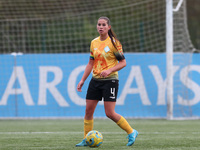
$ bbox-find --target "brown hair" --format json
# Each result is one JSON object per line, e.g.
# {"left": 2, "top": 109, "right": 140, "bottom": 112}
{"left": 98, "top": 16, "right": 119, "bottom": 49}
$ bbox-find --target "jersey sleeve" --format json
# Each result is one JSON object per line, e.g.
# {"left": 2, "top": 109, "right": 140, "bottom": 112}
{"left": 90, "top": 41, "right": 94, "bottom": 60}
{"left": 114, "top": 40, "right": 125, "bottom": 61}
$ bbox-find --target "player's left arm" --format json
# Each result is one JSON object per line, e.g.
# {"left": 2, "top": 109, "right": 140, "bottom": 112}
{"left": 100, "top": 58, "right": 126, "bottom": 78}
{"left": 100, "top": 41, "right": 126, "bottom": 78}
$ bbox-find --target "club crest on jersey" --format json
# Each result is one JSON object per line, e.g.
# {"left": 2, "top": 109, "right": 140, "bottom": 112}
{"left": 104, "top": 46, "right": 110, "bottom": 53}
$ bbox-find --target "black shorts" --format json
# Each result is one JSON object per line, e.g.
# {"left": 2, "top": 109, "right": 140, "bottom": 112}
{"left": 86, "top": 78, "right": 119, "bottom": 102}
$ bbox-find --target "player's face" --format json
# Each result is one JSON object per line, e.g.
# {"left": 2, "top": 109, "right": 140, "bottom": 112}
{"left": 97, "top": 19, "right": 111, "bottom": 36}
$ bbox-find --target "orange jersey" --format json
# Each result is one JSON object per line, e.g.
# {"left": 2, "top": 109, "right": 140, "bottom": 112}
{"left": 90, "top": 36, "right": 125, "bottom": 79}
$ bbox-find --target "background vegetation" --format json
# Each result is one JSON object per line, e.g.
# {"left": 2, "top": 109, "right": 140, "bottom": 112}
{"left": 187, "top": 0, "right": 200, "bottom": 50}
{"left": 0, "top": 0, "right": 199, "bottom": 53}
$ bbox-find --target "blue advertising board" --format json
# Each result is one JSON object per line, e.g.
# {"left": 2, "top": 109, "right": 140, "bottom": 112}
{"left": 0, "top": 53, "right": 199, "bottom": 118}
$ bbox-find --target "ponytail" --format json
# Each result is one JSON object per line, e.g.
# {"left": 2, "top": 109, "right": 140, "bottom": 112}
{"left": 108, "top": 28, "right": 118, "bottom": 49}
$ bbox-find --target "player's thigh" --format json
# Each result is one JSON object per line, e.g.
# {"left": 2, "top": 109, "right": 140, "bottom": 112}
{"left": 104, "top": 101, "right": 116, "bottom": 113}
{"left": 85, "top": 99, "right": 99, "bottom": 114}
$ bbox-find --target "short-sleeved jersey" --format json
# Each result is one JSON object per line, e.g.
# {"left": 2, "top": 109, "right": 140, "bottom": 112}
{"left": 90, "top": 36, "right": 125, "bottom": 80}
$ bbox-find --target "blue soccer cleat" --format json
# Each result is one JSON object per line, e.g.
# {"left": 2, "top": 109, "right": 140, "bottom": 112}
{"left": 126, "top": 129, "right": 138, "bottom": 146}
{"left": 75, "top": 138, "right": 88, "bottom": 147}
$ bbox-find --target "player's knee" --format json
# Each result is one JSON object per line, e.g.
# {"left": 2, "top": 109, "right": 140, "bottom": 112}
{"left": 105, "top": 112, "right": 114, "bottom": 120}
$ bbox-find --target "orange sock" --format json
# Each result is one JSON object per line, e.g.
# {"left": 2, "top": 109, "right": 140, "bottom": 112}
{"left": 84, "top": 119, "right": 93, "bottom": 138}
{"left": 117, "top": 116, "right": 133, "bottom": 134}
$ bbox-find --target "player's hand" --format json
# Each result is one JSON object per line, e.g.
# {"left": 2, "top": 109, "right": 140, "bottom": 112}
{"left": 100, "top": 70, "right": 112, "bottom": 78}
{"left": 77, "top": 80, "right": 84, "bottom": 92}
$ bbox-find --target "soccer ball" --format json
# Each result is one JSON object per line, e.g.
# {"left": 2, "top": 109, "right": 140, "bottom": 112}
{"left": 86, "top": 130, "right": 103, "bottom": 147}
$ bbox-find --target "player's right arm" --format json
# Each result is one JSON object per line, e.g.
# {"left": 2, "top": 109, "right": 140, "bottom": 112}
{"left": 77, "top": 59, "right": 94, "bottom": 92}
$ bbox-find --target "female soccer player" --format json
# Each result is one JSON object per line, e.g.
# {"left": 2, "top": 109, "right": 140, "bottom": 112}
{"left": 76, "top": 16, "right": 138, "bottom": 147}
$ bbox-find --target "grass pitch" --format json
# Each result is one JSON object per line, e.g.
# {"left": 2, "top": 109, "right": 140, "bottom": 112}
{"left": 0, "top": 119, "right": 199, "bottom": 150}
